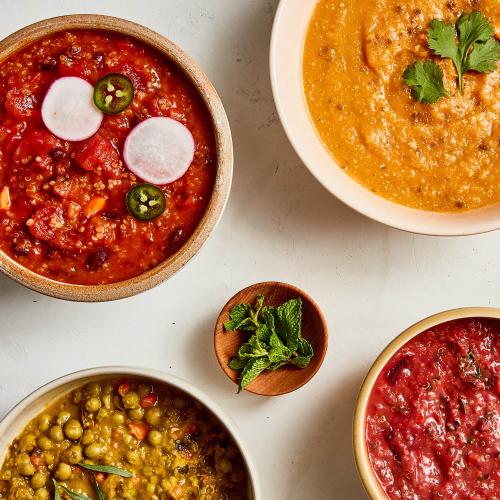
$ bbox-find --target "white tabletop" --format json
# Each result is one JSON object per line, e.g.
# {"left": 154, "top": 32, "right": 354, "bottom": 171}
{"left": 1, "top": 1, "right": 499, "bottom": 499}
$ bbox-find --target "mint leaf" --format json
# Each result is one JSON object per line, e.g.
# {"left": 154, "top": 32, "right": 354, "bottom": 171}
{"left": 268, "top": 345, "right": 291, "bottom": 363}
{"left": 224, "top": 303, "right": 254, "bottom": 331}
{"left": 268, "top": 360, "right": 288, "bottom": 371}
{"left": 292, "top": 338, "right": 314, "bottom": 368}
{"left": 403, "top": 61, "right": 447, "bottom": 103}
{"left": 238, "top": 357, "right": 271, "bottom": 392}
{"left": 463, "top": 37, "right": 500, "bottom": 72}
{"left": 78, "top": 463, "right": 133, "bottom": 478}
{"left": 228, "top": 358, "right": 247, "bottom": 370}
{"left": 237, "top": 335, "right": 268, "bottom": 359}
{"left": 274, "top": 298, "right": 302, "bottom": 351}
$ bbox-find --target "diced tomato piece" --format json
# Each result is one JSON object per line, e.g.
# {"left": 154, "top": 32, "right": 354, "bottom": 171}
{"left": 94, "top": 472, "right": 107, "bottom": 483}
{"left": 12, "top": 129, "right": 59, "bottom": 164}
{"left": 5, "top": 89, "right": 36, "bottom": 120}
{"left": 118, "top": 382, "right": 130, "bottom": 396}
{"left": 73, "top": 133, "right": 122, "bottom": 178}
{"left": 140, "top": 393, "right": 158, "bottom": 409}
{"left": 27, "top": 206, "right": 65, "bottom": 241}
{"left": 30, "top": 451, "right": 43, "bottom": 468}
{"left": 127, "top": 421, "right": 149, "bottom": 441}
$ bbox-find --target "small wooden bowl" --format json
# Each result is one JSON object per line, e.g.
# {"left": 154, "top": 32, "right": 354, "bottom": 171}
{"left": 214, "top": 282, "right": 328, "bottom": 396}
{"left": 0, "top": 15, "right": 232, "bottom": 301}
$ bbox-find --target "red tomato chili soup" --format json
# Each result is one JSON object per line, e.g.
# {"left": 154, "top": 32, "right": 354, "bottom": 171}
{"left": 0, "top": 30, "right": 215, "bottom": 285}
{"left": 366, "top": 319, "right": 500, "bottom": 499}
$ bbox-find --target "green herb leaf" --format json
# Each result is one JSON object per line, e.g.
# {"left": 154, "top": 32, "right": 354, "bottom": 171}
{"left": 268, "top": 360, "right": 288, "bottom": 371}
{"left": 428, "top": 19, "right": 460, "bottom": 60}
{"left": 224, "top": 304, "right": 255, "bottom": 331}
{"left": 427, "top": 11, "right": 499, "bottom": 93}
{"left": 228, "top": 358, "right": 247, "bottom": 370}
{"left": 54, "top": 481, "right": 93, "bottom": 500}
{"left": 238, "top": 357, "right": 271, "bottom": 393}
{"left": 463, "top": 37, "right": 500, "bottom": 72}
{"left": 403, "top": 61, "right": 448, "bottom": 104}
{"left": 268, "top": 345, "right": 291, "bottom": 363}
{"left": 292, "top": 338, "right": 314, "bottom": 368}
{"left": 53, "top": 479, "right": 62, "bottom": 500}
{"left": 94, "top": 477, "right": 106, "bottom": 500}
{"left": 78, "top": 463, "right": 133, "bottom": 478}
{"left": 274, "top": 298, "right": 302, "bottom": 352}
{"left": 237, "top": 335, "right": 268, "bottom": 359}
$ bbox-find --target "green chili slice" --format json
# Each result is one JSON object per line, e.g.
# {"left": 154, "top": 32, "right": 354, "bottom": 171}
{"left": 126, "top": 184, "right": 166, "bottom": 221}
{"left": 94, "top": 73, "right": 134, "bottom": 114}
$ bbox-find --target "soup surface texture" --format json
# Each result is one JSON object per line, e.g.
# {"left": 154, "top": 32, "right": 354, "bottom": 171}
{"left": 0, "top": 31, "right": 215, "bottom": 285}
{"left": 303, "top": 0, "right": 499, "bottom": 212}
{"left": 366, "top": 319, "right": 500, "bottom": 499}
{"left": 0, "top": 377, "right": 249, "bottom": 499}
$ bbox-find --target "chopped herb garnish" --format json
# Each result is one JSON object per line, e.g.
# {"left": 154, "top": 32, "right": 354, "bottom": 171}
{"left": 224, "top": 295, "right": 314, "bottom": 392}
{"left": 403, "top": 61, "right": 448, "bottom": 104}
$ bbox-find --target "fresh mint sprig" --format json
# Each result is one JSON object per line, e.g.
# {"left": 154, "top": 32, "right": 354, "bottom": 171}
{"left": 224, "top": 295, "right": 314, "bottom": 392}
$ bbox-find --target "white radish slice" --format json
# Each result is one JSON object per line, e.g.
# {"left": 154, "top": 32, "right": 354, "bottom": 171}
{"left": 41, "top": 77, "right": 103, "bottom": 141}
{"left": 123, "top": 117, "right": 195, "bottom": 185}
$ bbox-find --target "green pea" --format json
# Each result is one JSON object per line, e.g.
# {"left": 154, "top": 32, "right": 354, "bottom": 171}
{"left": 219, "top": 458, "right": 233, "bottom": 474}
{"left": 112, "top": 413, "right": 126, "bottom": 426}
{"left": 85, "top": 397, "right": 101, "bottom": 413}
{"left": 102, "top": 394, "right": 112, "bottom": 409}
{"left": 31, "top": 471, "right": 46, "bottom": 489}
{"left": 37, "top": 436, "right": 53, "bottom": 451}
{"left": 86, "top": 382, "right": 101, "bottom": 396}
{"left": 147, "top": 430, "right": 162, "bottom": 446}
{"left": 43, "top": 451, "right": 55, "bottom": 466}
{"left": 64, "top": 419, "right": 83, "bottom": 440}
{"left": 128, "top": 407, "right": 144, "bottom": 421}
{"left": 145, "top": 407, "right": 162, "bottom": 426}
{"left": 81, "top": 430, "right": 93, "bottom": 445}
{"left": 20, "top": 434, "right": 37, "bottom": 452}
{"left": 122, "top": 391, "right": 140, "bottom": 409}
{"left": 146, "top": 483, "right": 156, "bottom": 495}
{"left": 17, "top": 453, "right": 31, "bottom": 466}
{"left": 56, "top": 411, "right": 71, "bottom": 427}
{"left": 65, "top": 445, "right": 83, "bottom": 465}
{"left": 126, "top": 450, "right": 140, "bottom": 465}
{"left": 55, "top": 462, "right": 72, "bottom": 481}
{"left": 138, "top": 384, "right": 152, "bottom": 398}
{"left": 19, "top": 462, "right": 35, "bottom": 476}
{"left": 38, "top": 414, "right": 52, "bottom": 432}
{"left": 35, "top": 488, "right": 49, "bottom": 500}
{"left": 49, "top": 425, "right": 64, "bottom": 443}
{"left": 84, "top": 443, "right": 102, "bottom": 459}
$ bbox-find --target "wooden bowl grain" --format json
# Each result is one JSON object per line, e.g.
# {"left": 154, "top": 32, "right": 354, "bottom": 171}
{"left": 214, "top": 282, "right": 328, "bottom": 396}
{"left": 0, "top": 15, "right": 233, "bottom": 301}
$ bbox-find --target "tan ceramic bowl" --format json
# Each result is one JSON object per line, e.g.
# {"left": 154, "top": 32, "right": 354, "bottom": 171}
{"left": 353, "top": 307, "right": 500, "bottom": 499}
{"left": 0, "top": 15, "right": 233, "bottom": 301}
{"left": 0, "top": 366, "right": 261, "bottom": 499}
{"left": 270, "top": 0, "right": 500, "bottom": 236}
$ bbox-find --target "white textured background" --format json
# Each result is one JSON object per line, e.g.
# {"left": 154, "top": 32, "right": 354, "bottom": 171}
{"left": 1, "top": 1, "right": 499, "bottom": 499}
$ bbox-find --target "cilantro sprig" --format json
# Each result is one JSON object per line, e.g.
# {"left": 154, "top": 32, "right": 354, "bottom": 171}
{"left": 404, "top": 11, "right": 499, "bottom": 103}
{"left": 224, "top": 295, "right": 314, "bottom": 392}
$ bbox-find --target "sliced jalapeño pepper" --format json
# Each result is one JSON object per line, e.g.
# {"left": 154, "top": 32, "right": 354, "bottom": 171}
{"left": 94, "top": 73, "right": 134, "bottom": 114}
{"left": 126, "top": 184, "right": 166, "bottom": 221}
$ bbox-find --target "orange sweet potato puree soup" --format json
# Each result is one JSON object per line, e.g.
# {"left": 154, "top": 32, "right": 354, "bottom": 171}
{"left": 303, "top": 0, "right": 499, "bottom": 212}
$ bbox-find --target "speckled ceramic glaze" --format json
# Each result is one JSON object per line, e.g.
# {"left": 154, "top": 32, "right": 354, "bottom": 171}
{"left": 0, "top": 15, "right": 233, "bottom": 301}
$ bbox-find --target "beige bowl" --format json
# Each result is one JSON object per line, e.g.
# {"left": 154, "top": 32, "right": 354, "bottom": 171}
{"left": 270, "top": 0, "right": 500, "bottom": 236}
{"left": 0, "top": 15, "right": 233, "bottom": 301}
{"left": 353, "top": 307, "right": 500, "bottom": 499}
{"left": 0, "top": 366, "right": 261, "bottom": 499}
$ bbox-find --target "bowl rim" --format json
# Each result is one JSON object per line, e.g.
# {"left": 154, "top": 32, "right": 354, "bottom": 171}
{"left": 213, "top": 281, "right": 329, "bottom": 396}
{"left": 269, "top": 0, "right": 500, "bottom": 236}
{"left": 0, "top": 365, "right": 262, "bottom": 500}
{"left": 0, "top": 14, "right": 233, "bottom": 301}
{"left": 352, "top": 307, "right": 500, "bottom": 499}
